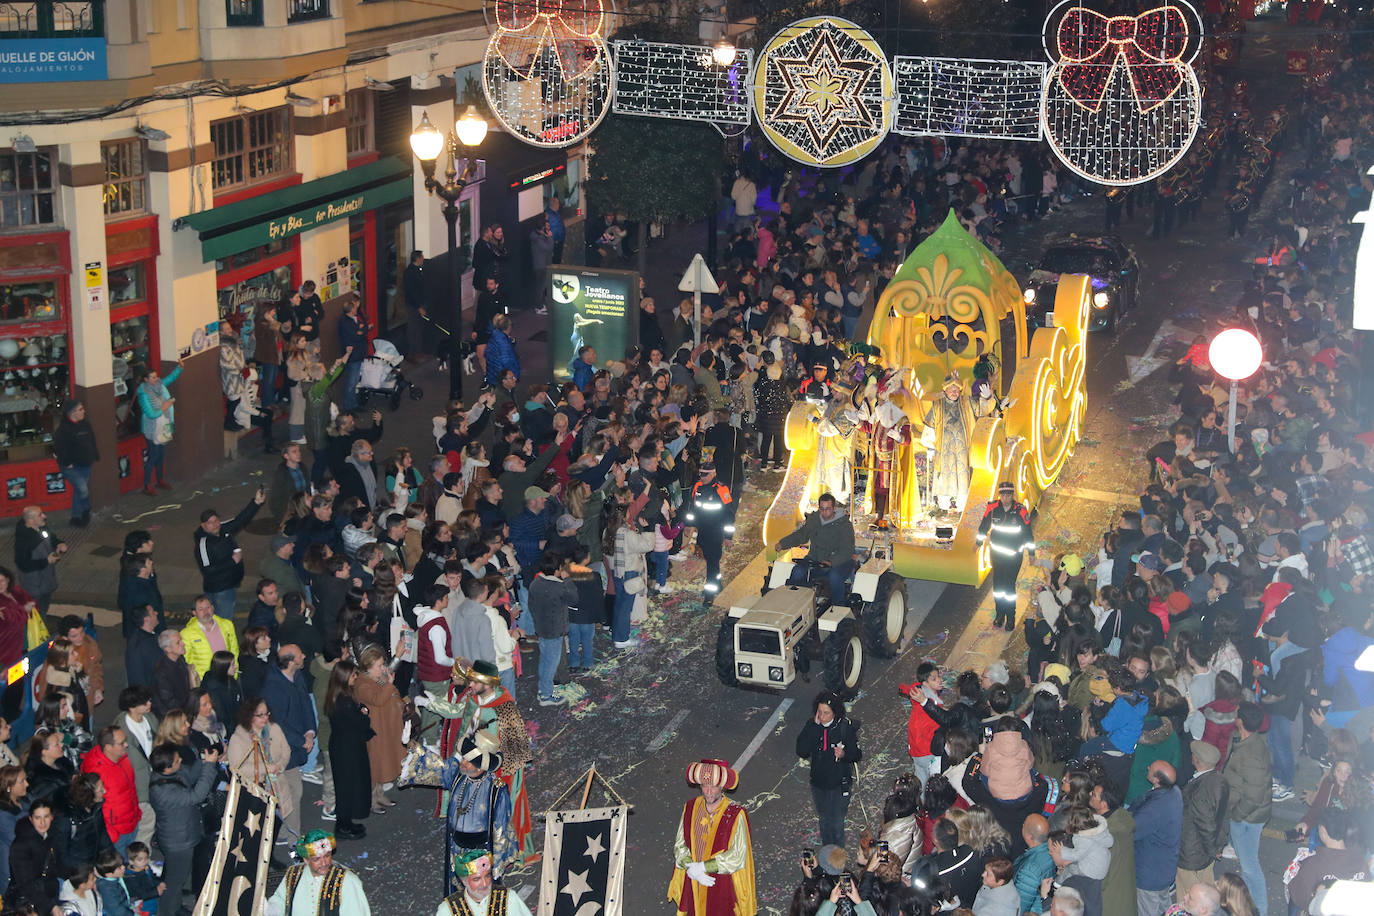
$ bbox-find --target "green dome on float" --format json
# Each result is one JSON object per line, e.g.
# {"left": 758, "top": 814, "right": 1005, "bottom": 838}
{"left": 867, "top": 209, "right": 1028, "bottom": 397}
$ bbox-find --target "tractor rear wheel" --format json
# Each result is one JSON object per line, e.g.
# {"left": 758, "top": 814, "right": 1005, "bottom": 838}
{"left": 863, "top": 572, "right": 906, "bottom": 658}
{"left": 823, "top": 618, "right": 864, "bottom": 694}
{"left": 715, "top": 616, "right": 740, "bottom": 687}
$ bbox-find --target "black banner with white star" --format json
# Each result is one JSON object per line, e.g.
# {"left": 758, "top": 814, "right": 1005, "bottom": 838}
{"left": 194, "top": 773, "right": 277, "bottom": 916}
{"left": 538, "top": 805, "right": 627, "bottom": 916}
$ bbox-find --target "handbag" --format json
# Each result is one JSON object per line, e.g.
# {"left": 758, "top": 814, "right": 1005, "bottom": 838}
{"left": 25, "top": 605, "right": 49, "bottom": 651}
{"left": 389, "top": 596, "right": 416, "bottom": 663}
{"left": 621, "top": 572, "right": 645, "bottom": 595}
{"left": 153, "top": 415, "right": 174, "bottom": 444}
{"left": 1105, "top": 610, "right": 1123, "bottom": 657}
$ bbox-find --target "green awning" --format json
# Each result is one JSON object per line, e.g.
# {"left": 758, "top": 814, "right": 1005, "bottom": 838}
{"left": 179, "top": 156, "right": 413, "bottom": 262}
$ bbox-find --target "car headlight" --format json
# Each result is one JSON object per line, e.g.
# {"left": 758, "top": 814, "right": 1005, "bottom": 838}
{"left": 1022, "top": 288, "right": 1036, "bottom": 304}
{"left": 1093, "top": 291, "right": 1110, "bottom": 308}
{"left": 737, "top": 663, "right": 753, "bottom": 678}
{"left": 769, "top": 666, "right": 784, "bottom": 682}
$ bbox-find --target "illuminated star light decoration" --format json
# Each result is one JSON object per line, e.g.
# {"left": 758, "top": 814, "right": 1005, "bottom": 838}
{"left": 753, "top": 17, "right": 894, "bottom": 168}
{"left": 482, "top": 0, "right": 612, "bottom": 147}
{"left": 1040, "top": 0, "right": 1204, "bottom": 186}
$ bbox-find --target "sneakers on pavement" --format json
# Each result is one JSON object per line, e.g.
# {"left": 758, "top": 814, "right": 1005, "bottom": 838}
{"left": 1219, "top": 844, "right": 1237, "bottom": 859}
{"left": 300, "top": 770, "right": 323, "bottom": 785}
{"left": 1272, "top": 784, "right": 1296, "bottom": 802}
{"left": 668, "top": 552, "right": 689, "bottom": 563}
{"left": 539, "top": 694, "right": 567, "bottom": 707}
{"left": 613, "top": 640, "right": 634, "bottom": 649}
{"left": 321, "top": 806, "right": 336, "bottom": 821}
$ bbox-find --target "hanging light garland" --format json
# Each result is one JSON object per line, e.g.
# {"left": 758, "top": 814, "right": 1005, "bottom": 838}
{"left": 893, "top": 57, "right": 1045, "bottom": 141}
{"left": 481, "top": 3, "right": 1207, "bottom": 188}
{"left": 611, "top": 39, "right": 753, "bottom": 124}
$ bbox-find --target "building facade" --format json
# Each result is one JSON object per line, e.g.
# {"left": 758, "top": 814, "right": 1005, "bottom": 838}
{"left": 0, "top": 0, "right": 586, "bottom": 515}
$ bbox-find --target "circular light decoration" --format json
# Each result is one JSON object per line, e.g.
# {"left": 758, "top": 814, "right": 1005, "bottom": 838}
{"left": 482, "top": 0, "right": 612, "bottom": 148}
{"left": 1040, "top": 0, "right": 1204, "bottom": 187}
{"left": 753, "top": 17, "right": 894, "bottom": 168}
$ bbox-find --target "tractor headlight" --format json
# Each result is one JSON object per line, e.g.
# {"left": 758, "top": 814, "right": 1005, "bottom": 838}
{"left": 1093, "top": 291, "right": 1110, "bottom": 309}
{"left": 769, "top": 666, "right": 784, "bottom": 682}
{"left": 1022, "top": 288, "right": 1036, "bottom": 304}
{"left": 737, "top": 663, "right": 753, "bottom": 678}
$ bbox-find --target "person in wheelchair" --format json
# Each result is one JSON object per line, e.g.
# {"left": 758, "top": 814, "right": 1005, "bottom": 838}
{"left": 773, "top": 492, "right": 857, "bottom": 603}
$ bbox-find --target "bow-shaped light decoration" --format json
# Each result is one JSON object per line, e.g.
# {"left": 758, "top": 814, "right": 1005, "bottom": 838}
{"left": 1055, "top": 5, "right": 1192, "bottom": 112}
{"left": 491, "top": 0, "right": 606, "bottom": 83}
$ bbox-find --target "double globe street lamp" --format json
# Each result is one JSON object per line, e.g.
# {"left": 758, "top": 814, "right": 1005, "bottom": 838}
{"left": 410, "top": 105, "right": 488, "bottom": 399}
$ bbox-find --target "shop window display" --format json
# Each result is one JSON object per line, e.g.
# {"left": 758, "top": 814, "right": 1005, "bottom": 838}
{"left": 0, "top": 328, "right": 69, "bottom": 460}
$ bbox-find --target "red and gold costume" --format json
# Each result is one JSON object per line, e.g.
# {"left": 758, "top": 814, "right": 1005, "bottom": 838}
{"left": 434, "top": 663, "right": 537, "bottom": 866}
{"left": 667, "top": 759, "right": 756, "bottom": 916}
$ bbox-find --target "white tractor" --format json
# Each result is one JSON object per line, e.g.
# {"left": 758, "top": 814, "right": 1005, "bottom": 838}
{"left": 715, "top": 530, "right": 908, "bottom": 694}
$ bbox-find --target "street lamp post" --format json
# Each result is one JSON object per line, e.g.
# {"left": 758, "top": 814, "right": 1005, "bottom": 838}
{"left": 1207, "top": 327, "right": 1263, "bottom": 454}
{"left": 410, "top": 105, "right": 488, "bottom": 399}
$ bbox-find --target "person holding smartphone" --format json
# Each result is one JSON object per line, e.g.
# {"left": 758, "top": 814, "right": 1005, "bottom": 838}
{"left": 796, "top": 690, "right": 864, "bottom": 847}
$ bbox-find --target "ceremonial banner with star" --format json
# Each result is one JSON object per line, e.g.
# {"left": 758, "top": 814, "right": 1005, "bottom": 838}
{"left": 194, "top": 774, "right": 276, "bottom": 916}
{"left": 537, "top": 805, "right": 627, "bottom": 916}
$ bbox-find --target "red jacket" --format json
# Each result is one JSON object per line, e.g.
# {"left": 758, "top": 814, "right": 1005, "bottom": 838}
{"left": 80, "top": 746, "right": 141, "bottom": 841}
{"left": 905, "top": 695, "right": 939, "bottom": 758}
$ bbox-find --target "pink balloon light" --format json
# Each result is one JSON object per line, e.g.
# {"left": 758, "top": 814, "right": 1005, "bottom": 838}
{"left": 1208, "top": 328, "right": 1263, "bottom": 381}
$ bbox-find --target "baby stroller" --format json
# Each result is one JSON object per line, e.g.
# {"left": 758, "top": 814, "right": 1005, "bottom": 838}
{"left": 356, "top": 339, "right": 424, "bottom": 410}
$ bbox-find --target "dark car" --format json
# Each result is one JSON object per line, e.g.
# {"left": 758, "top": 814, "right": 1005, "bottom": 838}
{"left": 1020, "top": 236, "right": 1139, "bottom": 332}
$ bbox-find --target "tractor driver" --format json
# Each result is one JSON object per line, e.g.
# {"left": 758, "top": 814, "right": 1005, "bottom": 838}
{"left": 772, "top": 492, "right": 857, "bottom": 603}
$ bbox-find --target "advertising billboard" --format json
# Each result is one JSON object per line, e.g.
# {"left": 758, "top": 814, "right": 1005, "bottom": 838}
{"left": 550, "top": 267, "right": 639, "bottom": 383}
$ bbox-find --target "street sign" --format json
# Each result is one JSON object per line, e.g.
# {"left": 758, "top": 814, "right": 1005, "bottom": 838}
{"left": 677, "top": 253, "right": 719, "bottom": 348}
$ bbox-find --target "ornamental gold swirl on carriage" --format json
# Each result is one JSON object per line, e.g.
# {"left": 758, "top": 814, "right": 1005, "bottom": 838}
{"left": 1040, "top": 0, "right": 1205, "bottom": 187}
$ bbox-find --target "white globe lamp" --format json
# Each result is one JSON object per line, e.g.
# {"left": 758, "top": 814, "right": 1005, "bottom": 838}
{"left": 1207, "top": 327, "right": 1263, "bottom": 454}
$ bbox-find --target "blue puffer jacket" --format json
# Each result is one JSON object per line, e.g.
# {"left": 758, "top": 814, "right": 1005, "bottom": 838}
{"left": 485, "top": 326, "right": 520, "bottom": 386}
{"left": 1102, "top": 692, "right": 1149, "bottom": 753}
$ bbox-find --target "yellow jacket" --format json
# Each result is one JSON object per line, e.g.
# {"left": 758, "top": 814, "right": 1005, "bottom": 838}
{"left": 181, "top": 616, "right": 239, "bottom": 678}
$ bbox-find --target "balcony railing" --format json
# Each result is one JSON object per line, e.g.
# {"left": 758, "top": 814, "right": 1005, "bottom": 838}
{"left": 0, "top": 0, "right": 103, "bottom": 38}
{"left": 225, "top": 0, "right": 261, "bottom": 27}
{"left": 287, "top": 0, "right": 328, "bottom": 22}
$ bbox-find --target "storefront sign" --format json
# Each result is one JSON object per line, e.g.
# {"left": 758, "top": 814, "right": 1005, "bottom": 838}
{"left": 0, "top": 38, "right": 106, "bottom": 83}
{"left": 509, "top": 163, "right": 566, "bottom": 189}
{"left": 1286, "top": 51, "right": 1311, "bottom": 76}
{"left": 550, "top": 267, "right": 638, "bottom": 382}
{"left": 197, "top": 179, "right": 409, "bottom": 262}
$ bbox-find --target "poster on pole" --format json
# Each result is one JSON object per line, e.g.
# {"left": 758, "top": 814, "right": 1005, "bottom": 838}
{"left": 550, "top": 266, "right": 639, "bottom": 383}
